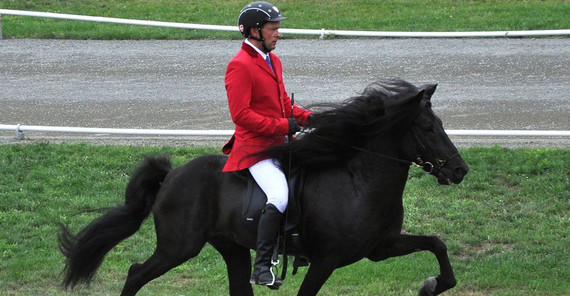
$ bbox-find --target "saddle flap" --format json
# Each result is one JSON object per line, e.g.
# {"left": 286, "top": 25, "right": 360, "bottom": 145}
{"left": 241, "top": 168, "right": 305, "bottom": 232}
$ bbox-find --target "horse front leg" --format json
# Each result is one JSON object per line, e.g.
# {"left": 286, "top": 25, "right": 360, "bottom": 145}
{"left": 367, "top": 234, "right": 456, "bottom": 296}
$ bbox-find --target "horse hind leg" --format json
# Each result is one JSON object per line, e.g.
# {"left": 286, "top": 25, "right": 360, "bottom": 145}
{"left": 297, "top": 258, "right": 337, "bottom": 296}
{"left": 367, "top": 234, "right": 456, "bottom": 296}
{"left": 120, "top": 235, "right": 207, "bottom": 296}
{"left": 210, "top": 239, "right": 254, "bottom": 296}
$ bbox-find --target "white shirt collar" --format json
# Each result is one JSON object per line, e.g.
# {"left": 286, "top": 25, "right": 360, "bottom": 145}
{"left": 245, "top": 38, "right": 269, "bottom": 60}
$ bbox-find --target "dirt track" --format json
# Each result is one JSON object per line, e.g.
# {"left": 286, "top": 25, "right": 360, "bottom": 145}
{"left": 1, "top": 38, "right": 569, "bottom": 147}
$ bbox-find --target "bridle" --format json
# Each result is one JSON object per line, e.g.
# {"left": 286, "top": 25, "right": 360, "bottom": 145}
{"left": 350, "top": 127, "right": 459, "bottom": 175}
{"left": 407, "top": 126, "right": 460, "bottom": 175}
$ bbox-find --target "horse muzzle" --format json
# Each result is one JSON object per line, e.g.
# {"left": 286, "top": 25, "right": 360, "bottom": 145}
{"left": 436, "top": 163, "right": 468, "bottom": 185}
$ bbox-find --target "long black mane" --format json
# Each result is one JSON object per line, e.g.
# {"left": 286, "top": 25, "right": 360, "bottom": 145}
{"left": 262, "top": 78, "right": 425, "bottom": 167}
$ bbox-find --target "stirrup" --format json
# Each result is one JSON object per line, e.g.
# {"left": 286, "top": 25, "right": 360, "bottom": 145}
{"left": 250, "top": 266, "right": 282, "bottom": 289}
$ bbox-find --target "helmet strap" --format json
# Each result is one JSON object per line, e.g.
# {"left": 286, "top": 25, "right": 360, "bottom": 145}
{"left": 249, "top": 27, "right": 271, "bottom": 53}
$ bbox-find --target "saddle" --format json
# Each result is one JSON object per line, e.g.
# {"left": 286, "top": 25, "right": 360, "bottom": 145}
{"left": 238, "top": 167, "right": 310, "bottom": 277}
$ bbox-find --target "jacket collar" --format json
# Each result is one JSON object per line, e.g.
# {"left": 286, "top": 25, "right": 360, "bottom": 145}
{"left": 241, "top": 42, "right": 276, "bottom": 78}
{"left": 242, "top": 41, "right": 260, "bottom": 58}
{"left": 244, "top": 39, "right": 269, "bottom": 60}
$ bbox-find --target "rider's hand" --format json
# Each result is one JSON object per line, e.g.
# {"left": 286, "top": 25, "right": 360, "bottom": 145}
{"left": 288, "top": 118, "right": 301, "bottom": 134}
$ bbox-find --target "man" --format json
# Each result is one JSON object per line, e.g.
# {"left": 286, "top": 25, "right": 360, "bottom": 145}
{"left": 222, "top": 1, "right": 312, "bottom": 288}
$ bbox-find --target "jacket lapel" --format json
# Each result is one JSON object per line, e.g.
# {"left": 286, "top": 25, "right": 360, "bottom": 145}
{"left": 242, "top": 42, "right": 277, "bottom": 79}
{"left": 257, "top": 57, "right": 276, "bottom": 78}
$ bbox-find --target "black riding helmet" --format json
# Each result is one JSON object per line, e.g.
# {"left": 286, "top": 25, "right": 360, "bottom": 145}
{"left": 238, "top": 1, "right": 286, "bottom": 51}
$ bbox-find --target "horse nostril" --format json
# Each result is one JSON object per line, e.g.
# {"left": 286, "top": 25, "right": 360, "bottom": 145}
{"left": 455, "top": 166, "right": 468, "bottom": 177}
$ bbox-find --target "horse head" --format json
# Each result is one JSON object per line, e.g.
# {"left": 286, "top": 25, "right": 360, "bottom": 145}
{"left": 401, "top": 84, "right": 468, "bottom": 185}
{"left": 258, "top": 78, "right": 469, "bottom": 185}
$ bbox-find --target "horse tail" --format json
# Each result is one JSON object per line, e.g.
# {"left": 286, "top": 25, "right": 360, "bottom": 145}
{"left": 58, "top": 155, "right": 172, "bottom": 289}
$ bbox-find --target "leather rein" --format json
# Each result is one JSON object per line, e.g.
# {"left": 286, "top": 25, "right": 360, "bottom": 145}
{"left": 351, "top": 129, "right": 459, "bottom": 175}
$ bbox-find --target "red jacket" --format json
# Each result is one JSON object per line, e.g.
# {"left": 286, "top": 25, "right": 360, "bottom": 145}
{"left": 222, "top": 42, "right": 311, "bottom": 172}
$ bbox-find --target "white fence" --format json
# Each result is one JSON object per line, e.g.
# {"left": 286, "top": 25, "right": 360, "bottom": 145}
{"left": 1, "top": 9, "right": 570, "bottom": 39}
{"left": 1, "top": 124, "right": 569, "bottom": 141}
{"left": 0, "top": 124, "right": 233, "bottom": 140}
{"left": 1, "top": 10, "right": 569, "bottom": 141}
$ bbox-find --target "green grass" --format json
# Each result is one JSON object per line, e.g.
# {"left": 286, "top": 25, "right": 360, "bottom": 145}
{"left": 0, "top": 143, "right": 568, "bottom": 295}
{"left": 1, "top": 0, "right": 569, "bottom": 39}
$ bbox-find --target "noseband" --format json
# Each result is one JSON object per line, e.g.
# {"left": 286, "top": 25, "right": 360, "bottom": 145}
{"left": 414, "top": 152, "right": 459, "bottom": 174}
{"left": 409, "top": 127, "right": 459, "bottom": 174}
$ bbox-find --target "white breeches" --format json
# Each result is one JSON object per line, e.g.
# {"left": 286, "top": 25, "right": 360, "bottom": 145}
{"left": 248, "top": 158, "right": 289, "bottom": 213}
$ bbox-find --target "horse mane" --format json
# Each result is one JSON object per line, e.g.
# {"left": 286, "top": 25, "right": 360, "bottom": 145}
{"left": 261, "top": 78, "right": 425, "bottom": 168}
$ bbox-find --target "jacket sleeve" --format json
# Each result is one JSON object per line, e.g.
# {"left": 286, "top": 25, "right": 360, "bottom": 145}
{"left": 281, "top": 91, "right": 312, "bottom": 126}
{"left": 293, "top": 104, "right": 313, "bottom": 126}
{"left": 225, "top": 59, "right": 289, "bottom": 137}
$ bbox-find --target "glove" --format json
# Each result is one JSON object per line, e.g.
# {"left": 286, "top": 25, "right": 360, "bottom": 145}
{"left": 288, "top": 118, "right": 301, "bottom": 134}
{"left": 307, "top": 113, "right": 316, "bottom": 124}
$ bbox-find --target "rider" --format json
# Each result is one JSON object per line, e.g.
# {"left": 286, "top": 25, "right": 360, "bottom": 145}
{"left": 222, "top": 1, "right": 312, "bottom": 288}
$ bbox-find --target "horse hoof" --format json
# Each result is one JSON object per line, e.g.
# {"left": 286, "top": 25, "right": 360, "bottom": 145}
{"left": 418, "top": 277, "right": 437, "bottom": 296}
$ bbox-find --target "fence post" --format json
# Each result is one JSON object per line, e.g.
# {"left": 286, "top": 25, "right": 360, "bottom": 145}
{"left": 15, "top": 124, "right": 25, "bottom": 140}
{"left": 0, "top": 13, "right": 3, "bottom": 39}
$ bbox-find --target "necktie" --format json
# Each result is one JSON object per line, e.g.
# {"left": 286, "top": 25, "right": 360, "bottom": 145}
{"left": 265, "top": 55, "right": 274, "bottom": 72}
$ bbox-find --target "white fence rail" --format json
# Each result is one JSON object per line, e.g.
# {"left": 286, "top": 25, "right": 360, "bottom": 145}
{"left": 1, "top": 124, "right": 569, "bottom": 141}
{"left": 1, "top": 9, "right": 570, "bottom": 39}
{"left": 0, "top": 125, "right": 234, "bottom": 140}
{"left": 2, "top": 10, "right": 569, "bottom": 141}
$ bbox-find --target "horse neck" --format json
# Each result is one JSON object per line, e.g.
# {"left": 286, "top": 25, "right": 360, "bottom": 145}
{"left": 353, "top": 134, "right": 411, "bottom": 189}
{"left": 336, "top": 135, "right": 410, "bottom": 221}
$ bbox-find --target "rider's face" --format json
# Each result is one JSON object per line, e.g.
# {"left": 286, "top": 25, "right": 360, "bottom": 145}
{"left": 261, "top": 22, "right": 281, "bottom": 50}
{"left": 251, "top": 21, "right": 280, "bottom": 52}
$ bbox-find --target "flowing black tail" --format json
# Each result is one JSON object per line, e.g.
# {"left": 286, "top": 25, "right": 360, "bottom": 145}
{"left": 58, "top": 155, "right": 172, "bottom": 289}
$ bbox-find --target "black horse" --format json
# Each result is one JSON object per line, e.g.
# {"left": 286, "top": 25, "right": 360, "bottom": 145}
{"left": 59, "top": 78, "right": 468, "bottom": 296}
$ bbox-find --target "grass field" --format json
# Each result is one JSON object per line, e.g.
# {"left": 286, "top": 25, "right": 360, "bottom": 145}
{"left": 1, "top": 0, "right": 569, "bottom": 39}
{"left": 0, "top": 143, "right": 568, "bottom": 295}
{"left": 1, "top": 0, "right": 568, "bottom": 295}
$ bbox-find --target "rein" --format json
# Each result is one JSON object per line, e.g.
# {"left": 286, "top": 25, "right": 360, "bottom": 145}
{"left": 351, "top": 145, "right": 435, "bottom": 173}
{"left": 351, "top": 130, "right": 460, "bottom": 175}
{"left": 350, "top": 146, "right": 413, "bottom": 167}
{"left": 304, "top": 131, "right": 432, "bottom": 172}
{"left": 298, "top": 121, "right": 457, "bottom": 175}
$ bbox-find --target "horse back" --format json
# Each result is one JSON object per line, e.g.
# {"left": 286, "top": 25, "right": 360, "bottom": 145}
{"left": 153, "top": 154, "right": 256, "bottom": 247}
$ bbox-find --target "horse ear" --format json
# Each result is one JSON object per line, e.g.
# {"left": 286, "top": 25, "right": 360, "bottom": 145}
{"left": 414, "top": 89, "right": 425, "bottom": 103}
{"left": 421, "top": 83, "right": 438, "bottom": 98}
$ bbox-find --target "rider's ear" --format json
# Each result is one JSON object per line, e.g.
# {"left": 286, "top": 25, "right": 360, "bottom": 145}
{"left": 250, "top": 27, "right": 260, "bottom": 38}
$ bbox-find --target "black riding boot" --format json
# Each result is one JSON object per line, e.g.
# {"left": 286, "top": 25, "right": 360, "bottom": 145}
{"left": 250, "top": 203, "right": 283, "bottom": 288}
